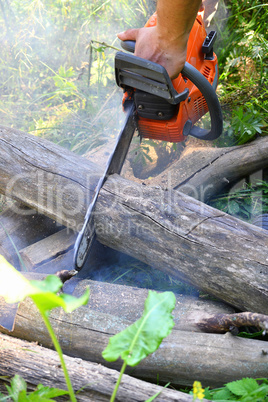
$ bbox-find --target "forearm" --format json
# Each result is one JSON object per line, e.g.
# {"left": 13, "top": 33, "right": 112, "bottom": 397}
{"left": 117, "top": 0, "right": 202, "bottom": 78}
{"left": 157, "top": 0, "right": 202, "bottom": 48}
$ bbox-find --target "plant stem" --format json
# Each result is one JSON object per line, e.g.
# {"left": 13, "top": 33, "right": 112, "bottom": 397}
{"left": 91, "top": 39, "right": 121, "bottom": 52}
{"left": 39, "top": 309, "right": 77, "bottom": 402}
{"left": 110, "top": 360, "right": 127, "bottom": 402}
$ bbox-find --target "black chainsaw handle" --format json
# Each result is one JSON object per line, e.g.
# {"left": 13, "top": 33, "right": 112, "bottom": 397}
{"left": 120, "top": 40, "right": 222, "bottom": 141}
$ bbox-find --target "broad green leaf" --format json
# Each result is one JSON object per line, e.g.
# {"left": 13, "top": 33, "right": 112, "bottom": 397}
{"left": 31, "top": 275, "right": 63, "bottom": 293}
{"left": 0, "top": 256, "right": 89, "bottom": 313}
{"left": 211, "top": 387, "right": 234, "bottom": 400}
{"left": 102, "top": 290, "right": 176, "bottom": 366}
{"left": 226, "top": 378, "right": 259, "bottom": 397}
{"left": 20, "top": 384, "right": 69, "bottom": 401}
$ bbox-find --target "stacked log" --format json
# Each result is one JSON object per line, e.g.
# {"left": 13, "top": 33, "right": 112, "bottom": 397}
{"left": 0, "top": 126, "right": 267, "bottom": 397}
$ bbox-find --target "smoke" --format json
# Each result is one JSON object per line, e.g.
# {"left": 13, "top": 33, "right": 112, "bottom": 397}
{"left": 0, "top": 0, "right": 228, "bottom": 296}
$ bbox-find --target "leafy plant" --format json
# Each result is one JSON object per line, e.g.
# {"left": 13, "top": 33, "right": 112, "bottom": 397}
{"left": 204, "top": 377, "right": 268, "bottom": 401}
{"left": 0, "top": 255, "right": 89, "bottom": 402}
{"left": 102, "top": 290, "right": 176, "bottom": 402}
{"left": 0, "top": 375, "right": 68, "bottom": 402}
{"left": 209, "top": 180, "right": 268, "bottom": 223}
{"left": 225, "top": 106, "right": 264, "bottom": 145}
{"left": 214, "top": 0, "right": 268, "bottom": 147}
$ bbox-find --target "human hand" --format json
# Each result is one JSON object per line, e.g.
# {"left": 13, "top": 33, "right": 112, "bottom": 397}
{"left": 117, "top": 26, "right": 188, "bottom": 79}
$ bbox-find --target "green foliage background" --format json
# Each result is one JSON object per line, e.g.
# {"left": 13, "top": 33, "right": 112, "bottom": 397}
{"left": 0, "top": 0, "right": 152, "bottom": 154}
{"left": 0, "top": 0, "right": 267, "bottom": 155}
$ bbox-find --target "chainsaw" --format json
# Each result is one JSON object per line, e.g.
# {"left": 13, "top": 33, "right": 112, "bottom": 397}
{"left": 74, "top": 11, "right": 223, "bottom": 271}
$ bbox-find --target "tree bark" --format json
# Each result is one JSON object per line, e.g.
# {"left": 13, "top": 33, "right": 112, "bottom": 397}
{"left": 0, "top": 125, "right": 268, "bottom": 313}
{"left": 19, "top": 228, "right": 76, "bottom": 271}
{"left": 95, "top": 174, "right": 268, "bottom": 313}
{"left": 145, "top": 137, "right": 268, "bottom": 202}
{"left": 0, "top": 277, "right": 235, "bottom": 333}
{"left": 0, "top": 125, "right": 102, "bottom": 230}
{"left": 0, "top": 333, "right": 196, "bottom": 402}
{"left": 0, "top": 295, "right": 267, "bottom": 388}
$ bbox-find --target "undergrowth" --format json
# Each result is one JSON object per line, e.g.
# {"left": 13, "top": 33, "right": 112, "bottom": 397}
{"left": 214, "top": 0, "right": 268, "bottom": 147}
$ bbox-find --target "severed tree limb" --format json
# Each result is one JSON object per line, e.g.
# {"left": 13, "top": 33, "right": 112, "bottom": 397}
{"left": 145, "top": 137, "right": 268, "bottom": 202}
{"left": 197, "top": 312, "right": 268, "bottom": 334}
{"left": 0, "top": 202, "right": 64, "bottom": 267}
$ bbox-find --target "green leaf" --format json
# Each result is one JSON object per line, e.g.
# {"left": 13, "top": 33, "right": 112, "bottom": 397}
{"left": 102, "top": 290, "right": 176, "bottom": 366}
{"left": 0, "top": 256, "right": 89, "bottom": 313}
{"left": 6, "top": 375, "right": 27, "bottom": 400}
{"left": 0, "top": 393, "right": 9, "bottom": 402}
{"left": 24, "top": 384, "right": 68, "bottom": 401}
{"left": 211, "top": 386, "right": 234, "bottom": 400}
{"left": 226, "top": 378, "right": 259, "bottom": 397}
{"left": 31, "top": 275, "right": 63, "bottom": 293}
{"left": 228, "top": 200, "right": 240, "bottom": 215}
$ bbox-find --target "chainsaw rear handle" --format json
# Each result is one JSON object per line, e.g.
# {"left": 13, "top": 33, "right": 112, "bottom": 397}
{"left": 119, "top": 40, "right": 222, "bottom": 140}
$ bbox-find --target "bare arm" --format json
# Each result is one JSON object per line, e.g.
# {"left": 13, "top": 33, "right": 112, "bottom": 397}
{"left": 117, "top": 0, "right": 202, "bottom": 79}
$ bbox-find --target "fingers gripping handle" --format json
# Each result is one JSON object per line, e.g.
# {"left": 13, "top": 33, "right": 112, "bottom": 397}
{"left": 121, "top": 40, "right": 136, "bottom": 53}
{"left": 119, "top": 40, "right": 223, "bottom": 140}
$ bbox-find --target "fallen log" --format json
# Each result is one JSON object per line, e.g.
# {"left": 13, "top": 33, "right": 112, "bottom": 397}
{"left": 0, "top": 125, "right": 268, "bottom": 312}
{"left": 66, "top": 279, "right": 236, "bottom": 330}
{"left": 0, "top": 125, "right": 102, "bottom": 230}
{"left": 95, "top": 175, "right": 268, "bottom": 313}
{"left": 0, "top": 294, "right": 267, "bottom": 388}
{"left": 145, "top": 137, "right": 268, "bottom": 202}
{"left": 0, "top": 333, "right": 196, "bottom": 402}
{"left": 0, "top": 277, "right": 235, "bottom": 333}
{"left": 198, "top": 311, "right": 268, "bottom": 334}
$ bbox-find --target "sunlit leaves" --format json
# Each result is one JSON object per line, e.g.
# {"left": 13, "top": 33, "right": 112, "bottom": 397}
{"left": 4, "top": 375, "right": 68, "bottom": 402}
{"left": 0, "top": 255, "right": 89, "bottom": 313}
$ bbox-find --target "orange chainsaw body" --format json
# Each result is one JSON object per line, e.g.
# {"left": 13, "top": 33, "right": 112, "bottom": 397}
{"left": 135, "top": 12, "right": 218, "bottom": 142}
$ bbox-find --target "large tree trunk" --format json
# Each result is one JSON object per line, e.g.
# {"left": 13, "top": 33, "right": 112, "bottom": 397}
{"left": 0, "top": 125, "right": 267, "bottom": 313}
{"left": 1, "top": 293, "right": 267, "bottom": 388}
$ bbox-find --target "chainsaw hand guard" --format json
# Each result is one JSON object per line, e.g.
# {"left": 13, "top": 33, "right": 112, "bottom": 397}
{"left": 116, "top": 12, "right": 223, "bottom": 143}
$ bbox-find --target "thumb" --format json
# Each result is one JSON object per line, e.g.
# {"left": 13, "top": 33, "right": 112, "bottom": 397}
{"left": 117, "top": 28, "right": 139, "bottom": 41}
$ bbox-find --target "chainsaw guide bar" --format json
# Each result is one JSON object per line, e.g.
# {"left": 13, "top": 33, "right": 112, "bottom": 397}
{"left": 74, "top": 102, "right": 137, "bottom": 270}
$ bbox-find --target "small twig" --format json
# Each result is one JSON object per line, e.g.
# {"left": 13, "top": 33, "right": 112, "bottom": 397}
{"left": 91, "top": 40, "right": 121, "bottom": 52}
{"left": 55, "top": 269, "right": 78, "bottom": 284}
{"left": 87, "top": 39, "right": 121, "bottom": 87}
